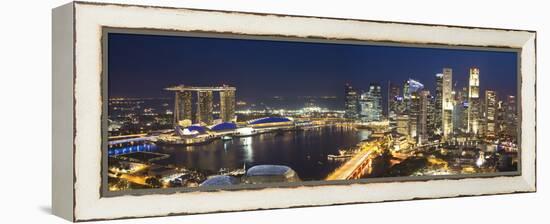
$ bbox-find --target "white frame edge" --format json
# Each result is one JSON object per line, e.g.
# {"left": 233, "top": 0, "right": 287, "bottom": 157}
{"left": 54, "top": 2, "right": 536, "bottom": 221}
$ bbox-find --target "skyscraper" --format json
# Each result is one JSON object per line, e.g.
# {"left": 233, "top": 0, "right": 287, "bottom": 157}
{"left": 434, "top": 73, "right": 443, "bottom": 133}
{"left": 504, "top": 95, "right": 517, "bottom": 138}
{"left": 442, "top": 68, "right": 454, "bottom": 138}
{"left": 468, "top": 67, "right": 481, "bottom": 135}
{"left": 484, "top": 90, "right": 497, "bottom": 137}
{"left": 403, "top": 79, "right": 424, "bottom": 114}
{"left": 409, "top": 92, "right": 420, "bottom": 139}
{"left": 402, "top": 79, "right": 424, "bottom": 139}
{"left": 219, "top": 88, "right": 236, "bottom": 122}
{"left": 174, "top": 91, "right": 193, "bottom": 126}
{"left": 344, "top": 84, "right": 359, "bottom": 120}
{"left": 417, "top": 90, "right": 431, "bottom": 144}
{"left": 196, "top": 91, "right": 214, "bottom": 125}
{"left": 453, "top": 87, "right": 469, "bottom": 133}
{"left": 426, "top": 93, "right": 436, "bottom": 137}
{"left": 360, "top": 83, "right": 383, "bottom": 122}
{"left": 166, "top": 85, "right": 236, "bottom": 126}
{"left": 388, "top": 81, "right": 401, "bottom": 120}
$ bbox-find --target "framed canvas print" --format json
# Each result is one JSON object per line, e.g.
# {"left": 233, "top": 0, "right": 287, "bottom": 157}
{"left": 52, "top": 1, "right": 536, "bottom": 222}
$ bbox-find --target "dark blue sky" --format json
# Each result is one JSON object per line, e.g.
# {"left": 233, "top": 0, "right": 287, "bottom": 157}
{"left": 108, "top": 33, "right": 517, "bottom": 103}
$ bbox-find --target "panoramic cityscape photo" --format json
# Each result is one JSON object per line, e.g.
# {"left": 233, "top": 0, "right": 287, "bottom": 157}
{"left": 106, "top": 32, "right": 519, "bottom": 192}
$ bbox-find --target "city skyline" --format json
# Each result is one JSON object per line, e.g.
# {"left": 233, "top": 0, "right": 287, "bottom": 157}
{"left": 108, "top": 33, "right": 518, "bottom": 106}
{"left": 106, "top": 32, "right": 520, "bottom": 192}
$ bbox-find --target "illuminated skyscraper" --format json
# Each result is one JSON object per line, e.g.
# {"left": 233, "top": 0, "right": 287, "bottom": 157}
{"left": 484, "top": 90, "right": 497, "bottom": 137}
{"left": 388, "top": 82, "right": 401, "bottom": 120}
{"left": 344, "top": 84, "right": 359, "bottom": 119}
{"left": 166, "top": 85, "right": 236, "bottom": 126}
{"left": 219, "top": 88, "right": 236, "bottom": 122}
{"left": 453, "top": 87, "right": 469, "bottom": 133}
{"left": 409, "top": 92, "right": 420, "bottom": 139}
{"left": 402, "top": 79, "right": 424, "bottom": 139}
{"left": 403, "top": 79, "right": 424, "bottom": 114}
{"left": 174, "top": 91, "right": 193, "bottom": 126}
{"left": 468, "top": 67, "right": 480, "bottom": 134}
{"left": 434, "top": 73, "right": 443, "bottom": 133}
{"left": 196, "top": 91, "right": 214, "bottom": 125}
{"left": 360, "top": 83, "right": 382, "bottom": 122}
{"left": 442, "top": 68, "right": 454, "bottom": 138}
{"left": 504, "top": 95, "right": 517, "bottom": 138}
{"left": 417, "top": 90, "right": 431, "bottom": 144}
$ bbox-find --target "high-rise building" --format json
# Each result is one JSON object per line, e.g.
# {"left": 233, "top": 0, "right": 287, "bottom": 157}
{"left": 417, "top": 90, "right": 431, "bottom": 144}
{"left": 166, "top": 85, "right": 236, "bottom": 126}
{"left": 434, "top": 73, "right": 443, "bottom": 133}
{"left": 504, "top": 95, "right": 517, "bottom": 138}
{"left": 426, "top": 93, "right": 436, "bottom": 138}
{"left": 174, "top": 91, "right": 193, "bottom": 126}
{"left": 467, "top": 67, "right": 481, "bottom": 135}
{"left": 403, "top": 79, "right": 424, "bottom": 114}
{"left": 484, "top": 90, "right": 497, "bottom": 137}
{"left": 344, "top": 84, "right": 360, "bottom": 120}
{"left": 360, "top": 83, "right": 383, "bottom": 122}
{"left": 219, "top": 89, "right": 236, "bottom": 122}
{"left": 409, "top": 92, "right": 420, "bottom": 139}
{"left": 442, "top": 68, "right": 454, "bottom": 138}
{"left": 453, "top": 87, "right": 469, "bottom": 134}
{"left": 196, "top": 91, "right": 214, "bottom": 125}
{"left": 402, "top": 79, "right": 424, "bottom": 139}
{"left": 496, "top": 100, "right": 506, "bottom": 136}
{"left": 388, "top": 82, "right": 401, "bottom": 120}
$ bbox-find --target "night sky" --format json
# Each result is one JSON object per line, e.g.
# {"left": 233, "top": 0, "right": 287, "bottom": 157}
{"left": 108, "top": 33, "right": 518, "bottom": 106}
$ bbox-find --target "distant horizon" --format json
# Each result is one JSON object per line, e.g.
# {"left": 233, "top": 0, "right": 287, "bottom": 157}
{"left": 108, "top": 32, "right": 518, "bottom": 107}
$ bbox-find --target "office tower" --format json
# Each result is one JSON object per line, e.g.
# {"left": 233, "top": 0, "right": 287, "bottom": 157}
{"left": 409, "top": 92, "right": 420, "bottom": 139}
{"left": 434, "top": 73, "right": 443, "bottom": 133}
{"left": 370, "top": 83, "right": 383, "bottom": 121}
{"left": 359, "top": 92, "right": 369, "bottom": 121}
{"left": 360, "top": 83, "right": 382, "bottom": 122}
{"left": 403, "top": 79, "right": 424, "bottom": 114}
{"left": 174, "top": 91, "right": 193, "bottom": 126}
{"left": 496, "top": 100, "right": 506, "bottom": 136}
{"left": 196, "top": 91, "right": 214, "bottom": 125}
{"left": 426, "top": 94, "right": 436, "bottom": 137}
{"left": 219, "top": 89, "right": 236, "bottom": 122}
{"left": 485, "top": 90, "right": 497, "bottom": 137}
{"left": 417, "top": 90, "right": 430, "bottom": 144}
{"left": 504, "top": 95, "right": 517, "bottom": 138}
{"left": 402, "top": 79, "right": 424, "bottom": 139}
{"left": 442, "top": 68, "right": 454, "bottom": 138}
{"left": 468, "top": 67, "right": 481, "bottom": 135}
{"left": 344, "top": 83, "right": 360, "bottom": 119}
{"left": 388, "top": 81, "right": 401, "bottom": 120}
{"left": 452, "top": 87, "right": 468, "bottom": 133}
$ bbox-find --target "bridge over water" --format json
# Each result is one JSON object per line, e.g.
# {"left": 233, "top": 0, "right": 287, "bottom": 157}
{"left": 325, "top": 141, "right": 382, "bottom": 180}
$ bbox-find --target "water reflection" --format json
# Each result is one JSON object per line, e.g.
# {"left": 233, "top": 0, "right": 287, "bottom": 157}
{"left": 109, "top": 126, "right": 370, "bottom": 180}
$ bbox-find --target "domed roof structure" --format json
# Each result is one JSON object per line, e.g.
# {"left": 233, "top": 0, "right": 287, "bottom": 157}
{"left": 175, "top": 125, "right": 207, "bottom": 136}
{"left": 186, "top": 125, "right": 206, "bottom": 133}
{"left": 244, "top": 165, "right": 300, "bottom": 184}
{"left": 209, "top": 122, "right": 237, "bottom": 131}
{"left": 199, "top": 175, "right": 240, "bottom": 187}
{"left": 247, "top": 117, "right": 292, "bottom": 125}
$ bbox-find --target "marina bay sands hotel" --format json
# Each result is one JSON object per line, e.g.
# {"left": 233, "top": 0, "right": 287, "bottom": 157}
{"left": 165, "top": 85, "right": 236, "bottom": 126}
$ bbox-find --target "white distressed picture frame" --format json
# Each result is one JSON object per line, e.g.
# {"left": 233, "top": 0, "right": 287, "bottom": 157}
{"left": 52, "top": 1, "right": 536, "bottom": 222}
